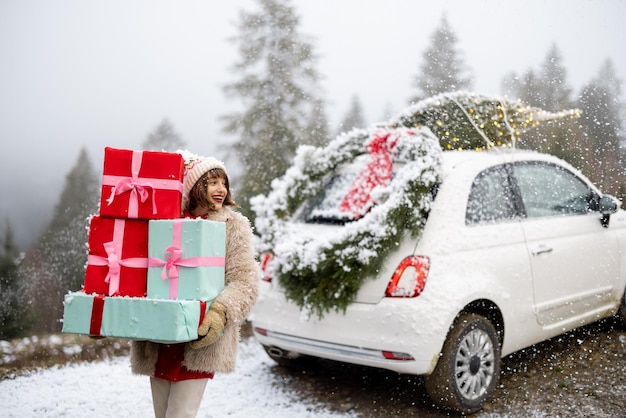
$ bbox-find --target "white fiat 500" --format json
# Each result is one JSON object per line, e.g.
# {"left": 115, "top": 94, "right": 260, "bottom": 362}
{"left": 251, "top": 149, "right": 626, "bottom": 413}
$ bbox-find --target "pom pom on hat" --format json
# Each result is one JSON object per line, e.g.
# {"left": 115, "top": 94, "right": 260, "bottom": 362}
{"left": 178, "top": 150, "right": 227, "bottom": 211}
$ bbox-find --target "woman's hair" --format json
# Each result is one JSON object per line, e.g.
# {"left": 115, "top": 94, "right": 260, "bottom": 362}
{"left": 188, "top": 167, "right": 238, "bottom": 212}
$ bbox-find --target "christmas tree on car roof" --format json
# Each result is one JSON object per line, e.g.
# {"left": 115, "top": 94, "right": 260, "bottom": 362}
{"left": 391, "top": 91, "right": 580, "bottom": 151}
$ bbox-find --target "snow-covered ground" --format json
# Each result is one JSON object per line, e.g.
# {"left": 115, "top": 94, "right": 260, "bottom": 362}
{"left": 3, "top": 327, "right": 624, "bottom": 417}
{"left": 0, "top": 338, "right": 356, "bottom": 418}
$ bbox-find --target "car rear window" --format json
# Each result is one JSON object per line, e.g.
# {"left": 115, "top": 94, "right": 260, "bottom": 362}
{"left": 300, "top": 155, "right": 370, "bottom": 224}
{"left": 466, "top": 165, "right": 519, "bottom": 224}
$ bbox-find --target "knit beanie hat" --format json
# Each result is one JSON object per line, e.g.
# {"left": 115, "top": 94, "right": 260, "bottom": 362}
{"left": 178, "top": 150, "right": 227, "bottom": 212}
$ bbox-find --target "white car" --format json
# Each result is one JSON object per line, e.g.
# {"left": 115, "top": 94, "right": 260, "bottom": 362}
{"left": 251, "top": 149, "right": 626, "bottom": 413}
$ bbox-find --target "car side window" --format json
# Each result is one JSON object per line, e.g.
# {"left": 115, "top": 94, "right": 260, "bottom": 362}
{"left": 466, "top": 166, "right": 518, "bottom": 225}
{"left": 511, "top": 162, "right": 598, "bottom": 218}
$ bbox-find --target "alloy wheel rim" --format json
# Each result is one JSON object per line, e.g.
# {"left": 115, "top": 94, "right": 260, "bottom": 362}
{"left": 454, "top": 328, "right": 495, "bottom": 400}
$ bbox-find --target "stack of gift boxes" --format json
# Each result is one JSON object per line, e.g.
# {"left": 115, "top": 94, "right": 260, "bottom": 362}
{"left": 62, "top": 147, "right": 225, "bottom": 343}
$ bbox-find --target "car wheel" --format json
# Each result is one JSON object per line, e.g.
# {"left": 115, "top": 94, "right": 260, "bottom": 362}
{"left": 424, "top": 313, "right": 501, "bottom": 414}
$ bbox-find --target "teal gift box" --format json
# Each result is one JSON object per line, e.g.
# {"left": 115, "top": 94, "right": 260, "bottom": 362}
{"left": 148, "top": 219, "right": 226, "bottom": 301}
{"left": 62, "top": 292, "right": 208, "bottom": 343}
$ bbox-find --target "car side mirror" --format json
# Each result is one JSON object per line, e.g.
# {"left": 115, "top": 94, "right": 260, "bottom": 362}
{"left": 599, "top": 194, "right": 620, "bottom": 227}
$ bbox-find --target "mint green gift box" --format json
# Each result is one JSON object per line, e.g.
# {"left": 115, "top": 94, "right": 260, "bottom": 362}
{"left": 148, "top": 219, "right": 225, "bottom": 301}
{"left": 62, "top": 292, "right": 207, "bottom": 343}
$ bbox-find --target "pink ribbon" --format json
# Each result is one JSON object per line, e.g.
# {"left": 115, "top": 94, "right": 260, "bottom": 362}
{"left": 87, "top": 219, "right": 148, "bottom": 295}
{"left": 102, "top": 150, "right": 183, "bottom": 218}
{"left": 148, "top": 220, "right": 225, "bottom": 299}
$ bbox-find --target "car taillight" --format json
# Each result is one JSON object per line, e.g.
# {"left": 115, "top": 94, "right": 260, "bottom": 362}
{"left": 260, "top": 253, "right": 274, "bottom": 283}
{"left": 254, "top": 327, "right": 268, "bottom": 336}
{"left": 382, "top": 350, "right": 415, "bottom": 361}
{"left": 385, "top": 255, "right": 429, "bottom": 298}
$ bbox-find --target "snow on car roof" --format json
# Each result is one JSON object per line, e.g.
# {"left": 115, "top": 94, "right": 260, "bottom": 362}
{"left": 438, "top": 148, "right": 598, "bottom": 193}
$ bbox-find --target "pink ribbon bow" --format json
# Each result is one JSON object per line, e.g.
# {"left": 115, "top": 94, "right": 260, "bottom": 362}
{"left": 87, "top": 240, "right": 149, "bottom": 296}
{"left": 105, "top": 150, "right": 157, "bottom": 217}
{"left": 106, "top": 176, "right": 156, "bottom": 211}
{"left": 103, "top": 241, "right": 121, "bottom": 287}
{"left": 161, "top": 246, "right": 184, "bottom": 280}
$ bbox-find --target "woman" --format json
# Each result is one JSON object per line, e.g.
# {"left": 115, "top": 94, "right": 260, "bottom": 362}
{"left": 131, "top": 153, "right": 260, "bottom": 418}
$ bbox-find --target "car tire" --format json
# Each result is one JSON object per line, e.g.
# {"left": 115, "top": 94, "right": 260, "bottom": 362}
{"left": 617, "top": 289, "right": 626, "bottom": 329}
{"left": 424, "top": 313, "right": 501, "bottom": 414}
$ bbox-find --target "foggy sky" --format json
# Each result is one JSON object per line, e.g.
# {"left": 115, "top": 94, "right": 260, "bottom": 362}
{"left": 1, "top": 0, "right": 624, "bottom": 249}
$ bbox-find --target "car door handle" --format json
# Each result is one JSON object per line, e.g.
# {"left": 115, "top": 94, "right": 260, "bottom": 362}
{"left": 531, "top": 246, "right": 553, "bottom": 256}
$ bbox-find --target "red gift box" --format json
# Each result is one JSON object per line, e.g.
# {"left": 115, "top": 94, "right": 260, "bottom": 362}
{"left": 99, "top": 147, "right": 184, "bottom": 220}
{"left": 83, "top": 216, "right": 149, "bottom": 297}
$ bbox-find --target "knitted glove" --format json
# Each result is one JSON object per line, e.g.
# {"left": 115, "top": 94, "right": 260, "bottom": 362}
{"left": 189, "top": 301, "right": 227, "bottom": 350}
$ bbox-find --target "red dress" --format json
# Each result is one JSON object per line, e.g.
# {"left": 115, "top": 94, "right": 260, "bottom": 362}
{"left": 153, "top": 343, "right": 214, "bottom": 381}
{"left": 153, "top": 210, "right": 215, "bottom": 382}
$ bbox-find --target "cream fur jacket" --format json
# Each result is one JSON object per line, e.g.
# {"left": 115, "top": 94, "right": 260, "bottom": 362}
{"left": 130, "top": 206, "right": 260, "bottom": 375}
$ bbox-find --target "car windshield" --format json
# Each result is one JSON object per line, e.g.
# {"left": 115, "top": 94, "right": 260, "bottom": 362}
{"left": 300, "top": 155, "right": 370, "bottom": 224}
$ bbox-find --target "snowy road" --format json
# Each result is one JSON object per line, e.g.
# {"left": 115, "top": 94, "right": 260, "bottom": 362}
{"left": 0, "top": 339, "right": 356, "bottom": 418}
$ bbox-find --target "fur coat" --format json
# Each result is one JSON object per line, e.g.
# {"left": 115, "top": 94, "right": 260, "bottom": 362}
{"left": 130, "top": 206, "right": 260, "bottom": 375}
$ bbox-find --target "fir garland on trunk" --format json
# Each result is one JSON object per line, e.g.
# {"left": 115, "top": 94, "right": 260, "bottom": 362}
{"left": 252, "top": 127, "right": 442, "bottom": 318}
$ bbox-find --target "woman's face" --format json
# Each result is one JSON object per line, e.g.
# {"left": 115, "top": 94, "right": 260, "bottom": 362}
{"left": 206, "top": 176, "right": 227, "bottom": 210}
{"left": 190, "top": 172, "right": 229, "bottom": 217}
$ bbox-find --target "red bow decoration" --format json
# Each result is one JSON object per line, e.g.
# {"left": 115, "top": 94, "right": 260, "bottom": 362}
{"left": 339, "top": 131, "right": 399, "bottom": 218}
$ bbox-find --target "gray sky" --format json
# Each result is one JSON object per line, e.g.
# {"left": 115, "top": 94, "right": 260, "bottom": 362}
{"left": 1, "top": 0, "right": 625, "bottom": 248}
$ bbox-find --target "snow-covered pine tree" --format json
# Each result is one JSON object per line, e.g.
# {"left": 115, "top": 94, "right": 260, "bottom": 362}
{"left": 303, "top": 97, "right": 330, "bottom": 149}
{"left": 540, "top": 44, "right": 574, "bottom": 112}
{"left": 500, "top": 44, "right": 579, "bottom": 165}
{"left": 222, "top": 0, "right": 328, "bottom": 221}
{"left": 503, "top": 44, "right": 573, "bottom": 112}
{"left": 18, "top": 148, "right": 98, "bottom": 332}
{"left": 531, "top": 44, "right": 578, "bottom": 163}
{"left": 142, "top": 118, "right": 186, "bottom": 152}
{"left": 337, "top": 95, "right": 367, "bottom": 136}
{"left": 410, "top": 15, "right": 473, "bottom": 103}
{"left": 577, "top": 59, "right": 625, "bottom": 197}
{"left": 502, "top": 69, "right": 544, "bottom": 108}
{"left": 0, "top": 221, "right": 32, "bottom": 339}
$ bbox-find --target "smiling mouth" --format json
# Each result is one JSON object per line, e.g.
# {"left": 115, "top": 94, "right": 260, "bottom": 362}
{"left": 212, "top": 196, "right": 224, "bottom": 203}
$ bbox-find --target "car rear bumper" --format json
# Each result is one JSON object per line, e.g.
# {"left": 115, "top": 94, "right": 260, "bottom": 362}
{"left": 250, "top": 284, "right": 447, "bottom": 375}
